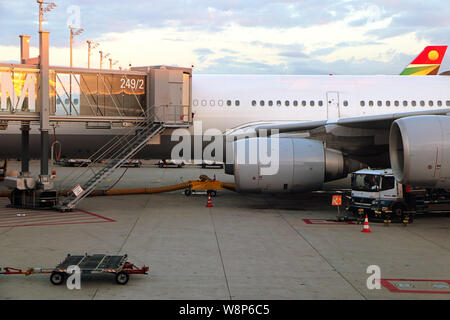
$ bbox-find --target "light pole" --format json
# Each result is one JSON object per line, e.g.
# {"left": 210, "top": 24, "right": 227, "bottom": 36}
{"left": 100, "top": 51, "right": 110, "bottom": 69}
{"left": 37, "top": 0, "right": 56, "bottom": 32}
{"left": 87, "top": 40, "right": 99, "bottom": 69}
{"left": 109, "top": 58, "right": 119, "bottom": 69}
{"left": 69, "top": 26, "right": 84, "bottom": 68}
{"left": 69, "top": 26, "right": 83, "bottom": 116}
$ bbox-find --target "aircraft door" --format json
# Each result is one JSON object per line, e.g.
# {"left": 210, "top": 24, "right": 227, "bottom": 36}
{"left": 326, "top": 91, "right": 340, "bottom": 119}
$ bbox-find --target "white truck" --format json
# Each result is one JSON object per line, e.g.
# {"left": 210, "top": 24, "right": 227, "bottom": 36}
{"left": 347, "top": 168, "right": 450, "bottom": 224}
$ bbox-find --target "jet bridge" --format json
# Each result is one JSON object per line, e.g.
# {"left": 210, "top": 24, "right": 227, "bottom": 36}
{"left": 0, "top": 64, "right": 192, "bottom": 126}
{"left": 0, "top": 62, "right": 193, "bottom": 210}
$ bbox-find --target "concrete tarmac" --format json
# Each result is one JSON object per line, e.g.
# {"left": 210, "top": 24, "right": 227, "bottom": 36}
{"left": 0, "top": 161, "right": 449, "bottom": 299}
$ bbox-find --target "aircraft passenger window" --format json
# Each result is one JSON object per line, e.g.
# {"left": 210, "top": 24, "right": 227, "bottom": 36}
{"left": 403, "top": 101, "right": 408, "bottom": 107}
{"left": 377, "top": 101, "right": 382, "bottom": 107}
{"left": 293, "top": 100, "right": 298, "bottom": 106}
{"left": 369, "top": 101, "right": 374, "bottom": 107}
{"left": 318, "top": 100, "right": 323, "bottom": 107}
{"left": 285, "top": 101, "right": 289, "bottom": 106}
{"left": 447, "top": 101, "right": 450, "bottom": 106}
{"left": 394, "top": 101, "right": 399, "bottom": 107}
{"left": 235, "top": 100, "right": 240, "bottom": 106}
{"left": 227, "top": 100, "right": 232, "bottom": 106}
{"left": 310, "top": 101, "right": 315, "bottom": 107}
{"left": 386, "top": 101, "right": 391, "bottom": 107}
{"left": 276, "top": 100, "right": 282, "bottom": 106}
{"left": 193, "top": 99, "right": 199, "bottom": 106}
{"left": 420, "top": 100, "right": 425, "bottom": 107}
{"left": 343, "top": 100, "right": 348, "bottom": 107}
{"left": 360, "top": 101, "right": 365, "bottom": 107}
{"left": 302, "top": 101, "right": 307, "bottom": 107}
{"left": 438, "top": 100, "right": 442, "bottom": 107}
{"left": 260, "top": 100, "right": 265, "bottom": 106}
{"left": 412, "top": 101, "right": 416, "bottom": 107}
{"left": 268, "top": 100, "right": 273, "bottom": 106}
{"left": 429, "top": 101, "right": 433, "bottom": 107}
{"left": 201, "top": 100, "right": 207, "bottom": 106}
{"left": 210, "top": 100, "right": 215, "bottom": 106}
{"left": 252, "top": 100, "right": 257, "bottom": 106}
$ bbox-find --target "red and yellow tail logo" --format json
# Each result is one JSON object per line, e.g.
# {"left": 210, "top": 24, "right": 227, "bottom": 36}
{"left": 400, "top": 46, "right": 447, "bottom": 75}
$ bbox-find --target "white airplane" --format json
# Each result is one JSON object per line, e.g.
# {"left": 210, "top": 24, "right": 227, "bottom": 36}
{"left": 1, "top": 46, "right": 450, "bottom": 192}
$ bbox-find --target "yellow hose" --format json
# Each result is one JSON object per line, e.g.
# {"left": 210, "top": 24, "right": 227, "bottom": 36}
{"left": 0, "top": 181, "right": 235, "bottom": 198}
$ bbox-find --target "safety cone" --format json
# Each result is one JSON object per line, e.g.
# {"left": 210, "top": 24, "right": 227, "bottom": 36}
{"left": 361, "top": 214, "right": 371, "bottom": 233}
{"left": 206, "top": 193, "right": 213, "bottom": 207}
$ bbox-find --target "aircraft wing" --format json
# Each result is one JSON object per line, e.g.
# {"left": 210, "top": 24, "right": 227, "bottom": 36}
{"left": 256, "top": 108, "right": 450, "bottom": 133}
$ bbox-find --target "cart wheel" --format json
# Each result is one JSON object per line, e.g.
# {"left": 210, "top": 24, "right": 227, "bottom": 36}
{"left": 185, "top": 189, "right": 192, "bottom": 196}
{"left": 115, "top": 272, "right": 129, "bottom": 285}
{"left": 50, "top": 271, "right": 66, "bottom": 285}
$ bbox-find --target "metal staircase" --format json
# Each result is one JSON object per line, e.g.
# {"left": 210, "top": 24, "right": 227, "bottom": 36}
{"left": 55, "top": 122, "right": 165, "bottom": 211}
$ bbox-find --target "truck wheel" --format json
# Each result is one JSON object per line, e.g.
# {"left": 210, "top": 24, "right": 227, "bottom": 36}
{"left": 185, "top": 189, "right": 192, "bottom": 196}
{"left": 115, "top": 272, "right": 129, "bottom": 285}
{"left": 209, "top": 190, "right": 217, "bottom": 197}
{"left": 392, "top": 205, "right": 404, "bottom": 218}
{"left": 50, "top": 271, "right": 66, "bottom": 285}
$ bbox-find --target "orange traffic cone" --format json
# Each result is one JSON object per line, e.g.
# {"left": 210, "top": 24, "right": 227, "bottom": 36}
{"left": 361, "top": 214, "right": 371, "bottom": 233}
{"left": 206, "top": 193, "right": 213, "bottom": 207}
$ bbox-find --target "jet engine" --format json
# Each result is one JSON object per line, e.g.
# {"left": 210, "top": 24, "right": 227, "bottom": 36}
{"left": 232, "top": 137, "right": 362, "bottom": 193}
{"left": 389, "top": 115, "right": 450, "bottom": 188}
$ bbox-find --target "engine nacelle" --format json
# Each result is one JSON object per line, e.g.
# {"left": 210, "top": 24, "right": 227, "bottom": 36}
{"left": 233, "top": 138, "right": 358, "bottom": 193}
{"left": 389, "top": 115, "right": 450, "bottom": 188}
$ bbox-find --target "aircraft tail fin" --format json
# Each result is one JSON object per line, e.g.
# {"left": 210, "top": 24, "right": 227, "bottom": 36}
{"left": 400, "top": 46, "right": 447, "bottom": 75}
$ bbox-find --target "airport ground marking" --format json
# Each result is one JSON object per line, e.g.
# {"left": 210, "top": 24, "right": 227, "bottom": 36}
{"left": 381, "top": 279, "right": 450, "bottom": 294}
{"left": 0, "top": 206, "right": 116, "bottom": 228}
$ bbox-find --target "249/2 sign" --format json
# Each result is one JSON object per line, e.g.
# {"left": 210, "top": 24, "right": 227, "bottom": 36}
{"left": 120, "top": 77, "right": 144, "bottom": 91}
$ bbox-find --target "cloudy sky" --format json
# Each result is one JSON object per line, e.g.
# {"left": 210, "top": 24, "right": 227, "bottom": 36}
{"left": 0, "top": 0, "right": 449, "bottom": 74}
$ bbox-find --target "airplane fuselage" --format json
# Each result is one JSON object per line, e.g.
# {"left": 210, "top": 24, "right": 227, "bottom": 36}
{"left": 0, "top": 74, "right": 449, "bottom": 160}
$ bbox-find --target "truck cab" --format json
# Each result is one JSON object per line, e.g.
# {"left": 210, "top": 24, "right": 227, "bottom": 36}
{"left": 349, "top": 169, "right": 405, "bottom": 218}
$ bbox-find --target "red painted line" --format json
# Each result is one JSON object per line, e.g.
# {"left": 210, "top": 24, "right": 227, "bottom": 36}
{"left": 381, "top": 279, "right": 450, "bottom": 294}
{"left": 0, "top": 220, "right": 112, "bottom": 228}
{"left": 77, "top": 209, "right": 116, "bottom": 222}
{"left": 0, "top": 216, "right": 99, "bottom": 227}
{"left": 0, "top": 210, "right": 70, "bottom": 217}
{"left": 0, "top": 213, "right": 89, "bottom": 223}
